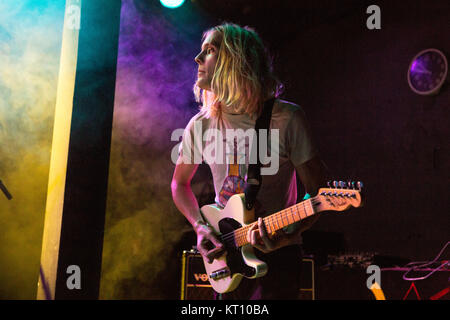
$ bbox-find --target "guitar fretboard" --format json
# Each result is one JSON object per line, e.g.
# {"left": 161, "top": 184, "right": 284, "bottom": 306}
{"left": 231, "top": 199, "right": 316, "bottom": 247}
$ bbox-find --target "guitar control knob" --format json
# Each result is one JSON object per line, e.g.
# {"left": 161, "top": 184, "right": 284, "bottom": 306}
{"left": 327, "top": 181, "right": 332, "bottom": 188}
{"left": 357, "top": 181, "right": 364, "bottom": 190}
{"left": 333, "top": 181, "right": 339, "bottom": 188}
{"left": 339, "top": 181, "right": 346, "bottom": 188}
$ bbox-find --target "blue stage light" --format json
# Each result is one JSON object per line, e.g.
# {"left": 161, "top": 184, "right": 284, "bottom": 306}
{"left": 160, "top": 0, "right": 185, "bottom": 9}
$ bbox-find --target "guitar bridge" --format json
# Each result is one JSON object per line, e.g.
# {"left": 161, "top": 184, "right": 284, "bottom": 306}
{"left": 209, "top": 267, "right": 230, "bottom": 281}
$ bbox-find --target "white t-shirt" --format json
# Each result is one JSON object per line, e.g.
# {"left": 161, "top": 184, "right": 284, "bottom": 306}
{"left": 178, "top": 99, "right": 318, "bottom": 217}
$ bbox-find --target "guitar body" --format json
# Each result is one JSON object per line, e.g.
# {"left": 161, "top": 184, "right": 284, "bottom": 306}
{"left": 200, "top": 193, "right": 268, "bottom": 294}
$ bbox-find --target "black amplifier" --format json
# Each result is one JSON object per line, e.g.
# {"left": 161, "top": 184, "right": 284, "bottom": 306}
{"left": 180, "top": 249, "right": 215, "bottom": 300}
{"left": 180, "top": 249, "right": 315, "bottom": 300}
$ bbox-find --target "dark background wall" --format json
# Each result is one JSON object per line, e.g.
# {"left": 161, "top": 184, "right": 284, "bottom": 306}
{"left": 272, "top": 0, "right": 449, "bottom": 261}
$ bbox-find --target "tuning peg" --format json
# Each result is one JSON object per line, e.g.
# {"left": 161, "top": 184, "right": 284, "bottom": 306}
{"left": 357, "top": 181, "right": 364, "bottom": 190}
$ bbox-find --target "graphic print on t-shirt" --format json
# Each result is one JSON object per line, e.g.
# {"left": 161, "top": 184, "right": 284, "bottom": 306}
{"left": 218, "top": 138, "right": 248, "bottom": 206}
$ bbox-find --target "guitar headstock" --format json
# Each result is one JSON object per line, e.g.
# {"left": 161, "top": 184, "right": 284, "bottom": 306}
{"left": 314, "top": 180, "right": 364, "bottom": 212}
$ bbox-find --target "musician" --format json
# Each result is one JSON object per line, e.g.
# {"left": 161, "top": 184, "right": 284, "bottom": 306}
{"left": 171, "top": 23, "right": 327, "bottom": 299}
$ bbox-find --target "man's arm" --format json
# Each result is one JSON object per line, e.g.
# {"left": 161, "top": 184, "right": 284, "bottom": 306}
{"left": 293, "top": 155, "right": 328, "bottom": 232}
{"left": 171, "top": 162, "right": 224, "bottom": 262}
{"left": 296, "top": 155, "right": 327, "bottom": 197}
{"left": 171, "top": 162, "right": 202, "bottom": 226}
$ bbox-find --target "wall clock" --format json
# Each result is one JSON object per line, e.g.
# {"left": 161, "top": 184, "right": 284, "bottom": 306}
{"left": 407, "top": 48, "right": 447, "bottom": 95}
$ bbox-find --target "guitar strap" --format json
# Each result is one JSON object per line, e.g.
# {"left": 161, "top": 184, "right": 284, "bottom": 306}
{"left": 244, "top": 97, "right": 275, "bottom": 211}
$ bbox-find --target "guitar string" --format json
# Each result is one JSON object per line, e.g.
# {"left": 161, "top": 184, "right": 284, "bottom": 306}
{"left": 229, "top": 199, "right": 315, "bottom": 246}
{"left": 230, "top": 201, "right": 312, "bottom": 247}
{"left": 218, "top": 198, "right": 318, "bottom": 247}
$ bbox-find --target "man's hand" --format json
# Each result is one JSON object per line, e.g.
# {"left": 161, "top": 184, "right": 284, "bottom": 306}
{"left": 195, "top": 221, "right": 225, "bottom": 263}
{"left": 247, "top": 217, "right": 302, "bottom": 253}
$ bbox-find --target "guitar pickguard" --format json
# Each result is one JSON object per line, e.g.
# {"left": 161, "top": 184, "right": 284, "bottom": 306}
{"left": 218, "top": 217, "right": 256, "bottom": 278}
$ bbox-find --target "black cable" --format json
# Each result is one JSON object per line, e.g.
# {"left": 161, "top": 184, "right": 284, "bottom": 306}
{"left": 0, "top": 179, "right": 13, "bottom": 200}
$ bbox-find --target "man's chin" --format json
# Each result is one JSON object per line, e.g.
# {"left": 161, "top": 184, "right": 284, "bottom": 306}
{"left": 196, "top": 81, "right": 211, "bottom": 91}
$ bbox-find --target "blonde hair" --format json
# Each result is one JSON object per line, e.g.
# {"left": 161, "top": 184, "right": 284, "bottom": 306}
{"left": 194, "top": 23, "right": 283, "bottom": 119}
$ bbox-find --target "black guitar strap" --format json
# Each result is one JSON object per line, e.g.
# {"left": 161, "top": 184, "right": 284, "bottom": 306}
{"left": 244, "top": 97, "right": 275, "bottom": 211}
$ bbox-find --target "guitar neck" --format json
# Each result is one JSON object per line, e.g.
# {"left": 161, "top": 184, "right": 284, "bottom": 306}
{"left": 233, "top": 198, "right": 316, "bottom": 248}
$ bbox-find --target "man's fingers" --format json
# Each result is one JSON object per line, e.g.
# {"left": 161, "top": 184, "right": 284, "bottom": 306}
{"left": 205, "top": 246, "right": 224, "bottom": 263}
{"left": 245, "top": 219, "right": 275, "bottom": 253}
{"left": 251, "top": 229, "right": 258, "bottom": 246}
{"left": 203, "top": 234, "right": 224, "bottom": 263}
{"left": 208, "top": 246, "right": 224, "bottom": 256}
{"left": 250, "top": 227, "right": 267, "bottom": 251}
{"left": 251, "top": 230, "right": 270, "bottom": 253}
{"left": 197, "top": 224, "right": 225, "bottom": 263}
{"left": 258, "top": 217, "right": 274, "bottom": 249}
{"left": 197, "top": 246, "right": 209, "bottom": 260}
{"left": 246, "top": 222, "right": 258, "bottom": 244}
{"left": 209, "top": 235, "right": 224, "bottom": 249}
{"left": 258, "top": 217, "right": 268, "bottom": 237}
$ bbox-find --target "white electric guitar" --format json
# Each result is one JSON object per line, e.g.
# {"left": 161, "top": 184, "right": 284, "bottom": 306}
{"left": 199, "top": 181, "right": 364, "bottom": 293}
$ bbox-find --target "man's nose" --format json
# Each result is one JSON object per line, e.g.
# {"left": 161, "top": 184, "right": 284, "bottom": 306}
{"left": 195, "top": 52, "right": 204, "bottom": 64}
